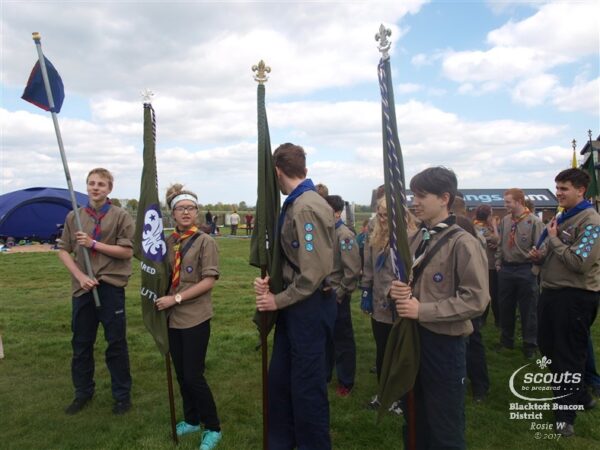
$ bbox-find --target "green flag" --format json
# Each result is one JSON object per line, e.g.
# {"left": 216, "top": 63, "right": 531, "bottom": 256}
{"left": 583, "top": 153, "right": 599, "bottom": 198}
{"left": 376, "top": 54, "right": 420, "bottom": 419}
{"left": 134, "top": 103, "right": 170, "bottom": 355}
{"left": 249, "top": 82, "right": 283, "bottom": 335}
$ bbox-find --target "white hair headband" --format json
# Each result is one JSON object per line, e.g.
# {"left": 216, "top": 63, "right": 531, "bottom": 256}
{"left": 170, "top": 194, "right": 198, "bottom": 210}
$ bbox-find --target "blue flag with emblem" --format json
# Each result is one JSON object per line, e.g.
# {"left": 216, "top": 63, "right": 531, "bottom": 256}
{"left": 374, "top": 25, "right": 420, "bottom": 423}
{"left": 134, "top": 102, "right": 170, "bottom": 355}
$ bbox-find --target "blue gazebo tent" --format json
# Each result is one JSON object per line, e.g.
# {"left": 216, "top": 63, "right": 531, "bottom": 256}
{"left": 0, "top": 187, "right": 88, "bottom": 242}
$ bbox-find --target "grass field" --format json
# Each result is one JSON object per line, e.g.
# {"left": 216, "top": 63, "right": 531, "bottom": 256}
{"left": 0, "top": 237, "right": 598, "bottom": 449}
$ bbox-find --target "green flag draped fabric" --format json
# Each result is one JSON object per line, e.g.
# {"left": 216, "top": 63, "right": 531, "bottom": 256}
{"left": 583, "top": 154, "right": 599, "bottom": 199}
{"left": 249, "top": 83, "right": 283, "bottom": 335}
{"left": 376, "top": 55, "right": 420, "bottom": 419}
{"left": 134, "top": 103, "right": 170, "bottom": 355}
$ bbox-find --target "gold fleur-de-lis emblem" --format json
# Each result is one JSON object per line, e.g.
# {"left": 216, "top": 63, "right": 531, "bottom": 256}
{"left": 252, "top": 60, "right": 271, "bottom": 84}
{"left": 536, "top": 355, "right": 552, "bottom": 369}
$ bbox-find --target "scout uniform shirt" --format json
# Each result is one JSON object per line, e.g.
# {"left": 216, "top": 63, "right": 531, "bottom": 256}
{"left": 361, "top": 242, "right": 396, "bottom": 325}
{"left": 58, "top": 205, "right": 134, "bottom": 297}
{"left": 166, "top": 231, "right": 219, "bottom": 329}
{"left": 473, "top": 222, "right": 500, "bottom": 271}
{"left": 538, "top": 208, "right": 600, "bottom": 291}
{"left": 329, "top": 221, "right": 361, "bottom": 300}
{"left": 410, "top": 224, "right": 490, "bottom": 336}
{"left": 275, "top": 190, "right": 335, "bottom": 309}
{"left": 496, "top": 212, "right": 544, "bottom": 265}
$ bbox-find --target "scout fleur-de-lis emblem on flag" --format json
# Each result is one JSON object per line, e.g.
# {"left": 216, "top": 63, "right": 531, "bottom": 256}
{"left": 142, "top": 204, "right": 167, "bottom": 261}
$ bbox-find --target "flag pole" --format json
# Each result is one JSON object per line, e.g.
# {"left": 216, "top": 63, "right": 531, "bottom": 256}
{"left": 165, "top": 353, "right": 179, "bottom": 445}
{"left": 30, "top": 32, "right": 100, "bottom": 308}
{"left": 253, "top": 60, "right": 271, "bottom": 450}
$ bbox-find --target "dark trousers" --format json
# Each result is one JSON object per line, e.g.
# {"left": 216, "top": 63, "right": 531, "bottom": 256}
{"left": 371, "top": 318, "right": 393, "bottom": 381}
{"left": 71, "top": 282, "right": 131, "bottom": 402}
{"left": 169, "top": 320, "right": 220, "bottom": 431}
{"left": 585, "top": 336, "right": 600, "bottom": 389}
{"left": 538, "top": 288, "right": 599, "bottom": 424}
{"left": 498, "top": 266, "right": 538, "bottom": 350}
{"left": 327, "top": 294, "right": 356, "bottom": 389}
{"left": 481, "top": 269, "right": 499, "bottom": 326}
{"left": 403, "top": 326, "right": 467, "bottom": 450}
{"left": 466, "top": 316, "right": 489, "bottom": 397}
{"left": 268, "top": 290, "right": 336, "bottom": 450}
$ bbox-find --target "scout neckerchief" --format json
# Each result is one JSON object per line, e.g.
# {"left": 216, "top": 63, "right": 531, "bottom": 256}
{"left": 535, "top": 200, "right": 593, "bottom": 249}
{"left": 84, "top": 199, "right": 112, "bottom": 255}
{"left": 413, "top": 214, "right": 456, "bottom": 267}
{"left": 508, "top": 208, "right": 531, "bottom": 248}
{"left": 335, "top": 218, "right": 344, "bottom": 229}
{"left": 171, "top": 225, "right": 198, "bottom": 289}
{"left": 277, "top": 178, "right": 316, "bottom": 236}
{"left": 473, "top": 219, "right": 490, "bottom": 230}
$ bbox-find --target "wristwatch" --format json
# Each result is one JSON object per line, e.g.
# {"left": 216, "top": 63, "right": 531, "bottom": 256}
{"left": 175, "top": 294, "right": 183, "bottom": 304}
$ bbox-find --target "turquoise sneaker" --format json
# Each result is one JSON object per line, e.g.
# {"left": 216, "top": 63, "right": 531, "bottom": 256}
{"left": 199, "top": 430, "right": 222, "bottom": 450}
{"left": 176, "top": 421, "right": 201, "bottom": 436}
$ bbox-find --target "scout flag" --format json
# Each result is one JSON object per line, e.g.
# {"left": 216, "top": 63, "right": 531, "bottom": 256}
{"left": 374, "top": 25, "right": 420, "bottom": 424}
{"left": 134, "top": 102, "right": 170, "bottom": 355}
{"left": 583, "top": 154, "right": 599, "bottom": 198}
{"left": 22, "top": 58, "right": 65, "bottom": 113}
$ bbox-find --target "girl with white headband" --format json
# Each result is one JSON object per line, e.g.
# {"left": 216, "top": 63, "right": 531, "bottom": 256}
{"left": 155, "top": 183, "right": 222, "bottom": 450}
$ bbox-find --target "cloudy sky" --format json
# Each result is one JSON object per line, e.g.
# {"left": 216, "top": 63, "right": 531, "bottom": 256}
{"left": 1, "top": 0, "right": 598, "bottom": 205}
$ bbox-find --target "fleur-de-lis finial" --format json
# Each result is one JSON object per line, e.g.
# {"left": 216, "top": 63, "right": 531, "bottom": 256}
{"left": 252, "top": 60, "right": 271, "bottom": 84}
{"left": 589, "top": 129, "right": 593, "bottom": 142}
{"left": 141, "top": 89, "right": 154, "bottom": 103}
{"left": 375, "top": 24, "right": 392, "bottom": 60}
{"left": 572, "top": 139, "right": 576, "bottom": 151}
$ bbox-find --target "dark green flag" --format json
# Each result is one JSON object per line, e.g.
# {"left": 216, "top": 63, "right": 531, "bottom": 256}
{"left": 376, "top": 55, "right": 420, "bottom": 419}
{"left": 583, "top": 153, "right": 599, "bottom": 198}
{"left": 249, "top": 82, "right": 283, "bottom": 335}
{"left": 134, "top": 103, "right": 170, "bottom": 355}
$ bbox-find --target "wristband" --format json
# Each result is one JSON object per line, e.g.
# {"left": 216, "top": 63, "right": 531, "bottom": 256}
{"left": 91, "top": 240, "right": 97, "bottom": 249}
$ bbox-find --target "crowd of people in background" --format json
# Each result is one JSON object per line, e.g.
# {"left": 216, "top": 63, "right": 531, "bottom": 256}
{"left": 57, "top": 151, "right": 599, "bottom": 449}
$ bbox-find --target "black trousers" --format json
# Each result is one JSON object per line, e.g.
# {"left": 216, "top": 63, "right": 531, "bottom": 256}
{"left": 466, "top": 316, "right": 489, "bottom": 397}
{"left": 327, "top": 294, "right": 356, "bottom": 389}
{"left": 403, "top": 326, "right": 467, "bottom": 450}
{"left": 481, "top": 269, "right": 499, "bottom": 326}
{"left": 538, "top": 288, "right": 599, "bottom": 424}
{"left": 71, "top": 282, "right": 132, "bottom": 402}
{"left": 498, "top": 266, "right": 538, "bottom": 350}
{"left": 371, "top": 318, "right": 393, "bottom": 381}
{"left": 169, "top": 320, "right": 220, "bottom": 431}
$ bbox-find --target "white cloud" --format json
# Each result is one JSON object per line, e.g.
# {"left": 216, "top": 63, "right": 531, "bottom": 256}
{"left": 511, "top": 73, "right": 558, "bottom": 106}
{"left": 397, "top": 83, "right": 423, "bottom": 94}
{"left": 552, "top": 76, "right": 600, "bottom": 114}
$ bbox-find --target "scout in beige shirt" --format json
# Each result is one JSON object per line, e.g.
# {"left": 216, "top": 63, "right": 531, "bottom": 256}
{"left": 325, "top": 195, "right": 361, "bottom": 396}
{"left": 253, "top": 143, "right": 336, "bottom": 449}
{"left": 390, "top": 167, "right": 489, "bottom": 449}
{"left": 155, "top": 184, "right": 222, "bottom": 449}
{"left": 58, "top": 168, "right": 134, "bottom": 416}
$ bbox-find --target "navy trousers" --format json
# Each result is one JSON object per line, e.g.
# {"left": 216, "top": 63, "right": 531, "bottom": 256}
{"left": 327, "top": 294, "right": 356, "bottom": 389}
{"left": 71, "top": 282, "right": 132, "bottom": 402}
{"left": 403, "top": 326, "right": 467, "bottom": 450}
{"left": 268, "top": 290, "right": 336, "bottom": 450}
{"left": 538, "top": 288, "right": 598, "bottom": 424}
{"left": 466, "top": 316, "right": 490, "bottom": 397}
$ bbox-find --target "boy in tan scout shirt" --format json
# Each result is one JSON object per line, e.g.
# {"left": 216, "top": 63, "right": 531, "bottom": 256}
{"left": 529, "top": 168, "right": 600, "bottom": 437}
{"left": 58, "top": 168, "right": 134, "bottom": 416}
{"left": 325, "top": 194, "right": 361, "bottom": 397}
{"left": 254, "top": 143, "right": 336, "bottom": 450}
{"left": 390, "top": 167, "right": 489, "bottom": 449}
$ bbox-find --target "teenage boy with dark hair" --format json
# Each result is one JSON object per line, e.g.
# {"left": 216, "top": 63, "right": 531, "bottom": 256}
{"left": 254, "top": 143, "right": 336, "bottom": 449}
{"left": 529, "top": 168, "right": 600, "bottom": 437}
{"left": 58, "top": 167, "right": 134, "bottom": 415}
{"left": 390, "top": 166, "right": 489, "bottom": 449}
{"left": 325, "top": 194, "right": 361, "bottom": 397}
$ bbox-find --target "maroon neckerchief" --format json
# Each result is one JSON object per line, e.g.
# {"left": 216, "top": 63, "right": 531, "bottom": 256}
{"left": 84, "top": 199, "right": 112, "bottom": 255}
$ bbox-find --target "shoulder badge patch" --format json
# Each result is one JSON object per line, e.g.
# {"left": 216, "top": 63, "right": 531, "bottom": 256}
{"left": 185, "top": 266, "right": 193, "bottom": 273}
{"left": 291, "top": 240, "right": 299, "bottom": 248}
{"left": 433, "top": 272, "right": 443, "bottom": 283}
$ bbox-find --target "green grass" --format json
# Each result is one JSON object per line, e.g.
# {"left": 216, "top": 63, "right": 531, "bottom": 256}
{"left": 0, "top": 238, "right": 598, "bottom": 449}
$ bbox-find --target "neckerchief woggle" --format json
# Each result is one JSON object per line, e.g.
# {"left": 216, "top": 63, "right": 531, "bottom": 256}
{"left": 535, "top": 200, "right": 593, "bottom": 249}
{"left": 277, "top": 178, "right": 316, "bottom": 236}
{"left": 84, "top": 199, "right": 112, "bottom": 255}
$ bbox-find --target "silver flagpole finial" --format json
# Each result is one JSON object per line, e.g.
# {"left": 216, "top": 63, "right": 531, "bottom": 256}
{"left": 252, "top": 60, "right": 271, "bottom": 84}
{"left": 375, "top": 24, "right": 392, "bottom": 59}
{"left": 572, "top": 139, "right": 577, "bottom": 151}
{"left": 141, "top": 89, "right": 154, "bottom": 103}
{"left": 588, "top": 129, "right": 593, "bottom": 142}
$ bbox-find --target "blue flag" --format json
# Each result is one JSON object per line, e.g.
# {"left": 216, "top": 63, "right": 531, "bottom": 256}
{"left": 22, "top": 58, "right": 64, "bottom": 113}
